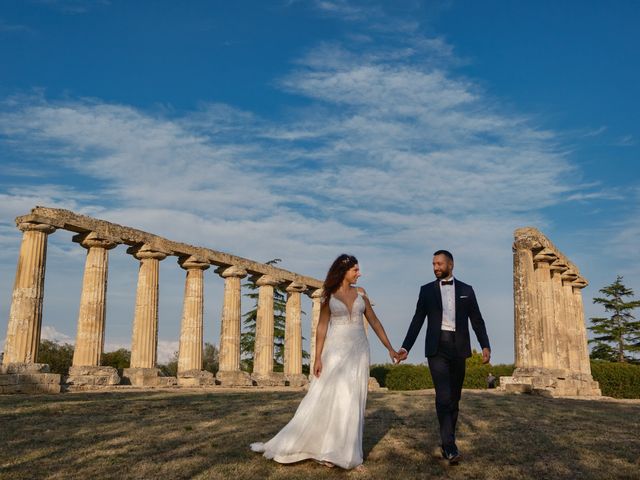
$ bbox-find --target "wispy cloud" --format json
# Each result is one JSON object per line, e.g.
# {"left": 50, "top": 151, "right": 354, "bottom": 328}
{"left": 614, "top": 134, "right": 635, "bottom": 147}
{"left": 0, "top": 19, "right": 32, "bottom": 34}
{"left": 32, "top": 0, "right": 111, "bottom": 14}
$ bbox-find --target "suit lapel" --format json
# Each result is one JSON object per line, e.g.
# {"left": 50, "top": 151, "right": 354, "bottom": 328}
{"left": 454, "top": 280, "right": 461, "bottom": 326}
{"left": 434, "top": 281, "right": 443, "bottom": 314}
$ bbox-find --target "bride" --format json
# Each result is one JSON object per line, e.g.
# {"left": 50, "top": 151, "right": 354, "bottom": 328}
{"left": 251, "top": 254, "right": 398, "bottom": 470}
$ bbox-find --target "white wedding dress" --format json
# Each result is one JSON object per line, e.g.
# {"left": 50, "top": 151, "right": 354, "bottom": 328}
{"left": 250, "top": 291, "right": 370, "bottom": 469}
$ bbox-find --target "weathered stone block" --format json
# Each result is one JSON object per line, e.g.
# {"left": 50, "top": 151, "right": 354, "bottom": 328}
{"left": 251, "top": 372, "right": 286, "bottom": 387}
{"left": 215, "top": 370, "right": 253, "bottom": 387}
{"left": 177, "top": 369, "right": 215, "bottom": 386}
{"left": 2, "top": 363, "right": 50, "bottom": 374}
{"left": 284, "top": 373, "right": 309, "bottom": 387}
{"left": 65, "top": 366, "right": 120, "bottom": 387}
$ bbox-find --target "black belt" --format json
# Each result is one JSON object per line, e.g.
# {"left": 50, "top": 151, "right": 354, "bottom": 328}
{"left": 440, "top": 330, "right": 456, "bottom": 342}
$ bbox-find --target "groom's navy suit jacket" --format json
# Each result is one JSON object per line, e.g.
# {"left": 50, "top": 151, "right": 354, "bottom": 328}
{"left": 401, "top": 279, "right": 490, "bottom": 358}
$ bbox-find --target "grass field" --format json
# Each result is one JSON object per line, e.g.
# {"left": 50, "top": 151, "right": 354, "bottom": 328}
{"left": 1, "top": 388, "right": 639, "bottom": 480}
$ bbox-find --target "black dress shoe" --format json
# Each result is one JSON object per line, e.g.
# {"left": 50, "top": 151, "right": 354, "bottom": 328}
{"left": 440, "top": 446, "right": 461, "bottom": 465}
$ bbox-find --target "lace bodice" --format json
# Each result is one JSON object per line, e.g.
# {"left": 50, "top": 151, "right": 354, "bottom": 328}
{"left": 329, "top": 292, "right": 366, "bottom": 325}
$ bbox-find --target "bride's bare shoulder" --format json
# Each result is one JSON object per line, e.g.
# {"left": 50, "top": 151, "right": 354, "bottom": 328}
{"left": 356, "top": 286, "right": 368, "bottom": 298}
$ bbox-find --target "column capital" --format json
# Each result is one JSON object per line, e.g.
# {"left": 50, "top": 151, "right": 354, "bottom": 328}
{"left": 572, "top": 278, "right": 588, "bottom": 289}
{"left": 178, "top": 255, "right": 210, "bottom": 271}
{"left": 216, "top": 265, "right": 248, "bottom": 279}
{"left": 256, "top": 274, "right": 279, "bottom": 287}
{"left": 286, "top": 281, "right": 307, "bottom": 293}
{"left": 127, "top": 243, "right": 169, "bottom": 261}
{"left": 550, "top": 259, "right": 568, "bottom": 273}
{"left": 561, "top": 268, "right": 578, "bottom": 282}
{"left": 18, "top": 221, "right": 56, "bottom": 234}
{"left": 309, "top": 288, "right": 324, "bottom": 300}
{"left": 72, "top": 231, "right": 118, "bottom": 250}
{"left": 533, "top": 248, "right": 557, "bottom": 266}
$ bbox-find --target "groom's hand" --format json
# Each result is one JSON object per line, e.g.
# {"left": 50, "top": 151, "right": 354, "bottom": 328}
{"left": 482, "top": 348, "right": 491, "bottom": 364}
{"left": 396, "top": 348, "right": 408, "bottom": 363}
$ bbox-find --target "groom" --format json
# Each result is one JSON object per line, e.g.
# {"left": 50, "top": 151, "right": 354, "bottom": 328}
{"left": 396, "top": 250, "right": 491, "bottom": 465}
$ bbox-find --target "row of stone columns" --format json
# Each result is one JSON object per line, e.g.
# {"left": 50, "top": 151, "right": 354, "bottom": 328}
{"left": 503, "top": 227, "right": 600, "bottom": 396}
{"left": 2, "top": 220, "right": 322, "bottom": 389}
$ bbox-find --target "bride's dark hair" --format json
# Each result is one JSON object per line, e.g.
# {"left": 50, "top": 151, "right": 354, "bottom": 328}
{"left": 322, "top": 254, "right": 358, "bottom": 304}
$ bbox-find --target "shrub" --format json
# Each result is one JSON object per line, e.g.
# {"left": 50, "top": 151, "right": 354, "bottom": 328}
{"left": 590, "top": 361, "right": 640, "bottom": 399}
{"left": 101, "top": 348, "right": 131, "bottom": 371}
{"left": 370, "top": 364, "right": 393, "bottom": 387}
{"left": 37, "top": 340, "right": 74, "bottom": 375}
{"left": 385, "top": 364, "right": 433, "bottom": 391}
{"left": 464, "top": 364, "right": 515, "bottom": 389}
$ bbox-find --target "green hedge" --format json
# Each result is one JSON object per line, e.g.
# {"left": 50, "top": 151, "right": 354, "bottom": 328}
{"left": 590, "top": 361, "right": 640, "bottom": 399}
{"left": 370, "top": 362, "right": 515, "bottom": 391}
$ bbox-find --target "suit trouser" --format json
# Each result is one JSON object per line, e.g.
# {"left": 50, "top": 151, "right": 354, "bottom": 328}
{"left": 427, "top": 331, "right": 466, "bottom": 450}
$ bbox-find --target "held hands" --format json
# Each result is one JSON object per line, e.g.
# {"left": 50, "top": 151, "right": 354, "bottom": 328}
{"left": 395, "top": 348, "right": 408, "bottom": 363}
{"left": 482, "top": 347, "right": 491, "bottom": 364}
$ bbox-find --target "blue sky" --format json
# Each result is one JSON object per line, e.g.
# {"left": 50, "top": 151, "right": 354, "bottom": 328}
{"left": 1, "top": 0, "right": 638, "bottom": 365}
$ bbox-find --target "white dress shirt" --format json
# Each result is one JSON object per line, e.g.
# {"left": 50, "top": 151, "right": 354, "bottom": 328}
{"left": 440, "top": 277, "right": 456, "bottom": 332}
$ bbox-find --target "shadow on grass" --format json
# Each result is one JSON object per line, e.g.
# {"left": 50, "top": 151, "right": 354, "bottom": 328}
{"left": 1, "top": 390, "right": 639, "bottom": 479}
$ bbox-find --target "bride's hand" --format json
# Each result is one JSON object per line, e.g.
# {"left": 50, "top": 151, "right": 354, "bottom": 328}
{"left": 388, "top": 348, "right": 398, "bottom": 363}
{"left": 313, "top": 359, "right": 322, "bottom": 377}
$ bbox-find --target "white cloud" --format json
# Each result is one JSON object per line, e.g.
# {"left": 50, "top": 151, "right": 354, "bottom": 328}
{"left": 40, "top": 325, "right": 74, "bottom": 344}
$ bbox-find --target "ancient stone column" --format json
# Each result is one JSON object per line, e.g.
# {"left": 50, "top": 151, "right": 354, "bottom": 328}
{"left": 122, "top": 244, "right": 173, "bottom": 387}
{"left": 533, "top": 248, "right": 558, "bottom": 371}
{"left": 562, "top": 269, "right": 580, "bottom": 372}
{"left": 309, "top": 288, "right": 323, "bottom": 376}
{"left": 3, "top": 221, "right": 56, "bottom": 366}
{"left": 71, "top": 232, "right": 118, "bottom": 367}
{"left": 252, "top": 274, "right": 284, "bottom": 385}
{"left": 65, "top": 232, "right": 121, "bottom": 389}
{"left": 572, "top": 278, "right": 592, "bottom": 375}
{"left": 548, "top": 260, "right": 568, "bottom": 372}
{"left": 513, "top": 244, "right": 541, "bottom": 371}
{"left": 284, "top": 282, "right": 308, "bottom": 387}
{"left": 176, "top": 256, "right": 214, "bottom": 386}
{"left": 216, "top": 265, "right": 252, "bottom": 386}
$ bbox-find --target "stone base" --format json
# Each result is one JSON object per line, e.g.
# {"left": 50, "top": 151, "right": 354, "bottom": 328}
{"left": 215, "top": 370, "right": 253, "bottom": 387}
{"left": 177, "top": 369, "right": 215, "bottom": 386}
{"left": 284, "top": 373, "right": 309, "bottom": 387}
{"left": 64, "top": 366, "right": 120, "bottom": 391}
{"left": 0, "top": 363, "right": 60, "bottom": 394}
{"left": 121, "top": 368, "right": 178, "bottom": 387}
{"left": 500, "top": 371, "right": 601, "bottom": 397}
{"left": 251, "top": 372, "right": 286, "bottom": 386}
{"left": 368, "top": 376, "right": 387, "bottom": 391}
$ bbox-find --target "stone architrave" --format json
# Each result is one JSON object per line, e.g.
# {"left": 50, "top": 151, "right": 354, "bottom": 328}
{"left": 500, "top": 227, "right": 600, "bottom": 397}
{"left": 122, "top": 244, "right": 175, "bottom": 387}
{"left": 66, "top": 232, "right": 120, "bottom": 389}
{"left": 0, "top": 221, "right": 61, "bottom": 393}
{"left": 252, "top": 274, "right": 285, "bottom": 386}
{"left": 176, "top": 256, "right": 214, "bottom": 386}
{"left": 533, "top": 248, "right": 559, "bottom": 371}
{"left": 284, "top": 282, "right": 308, "bottom": 387}
{"left": 308, "top": 288, "right": 323, "bottom": 377}
{"left": 215, "top": 265, "right": 252, "bottom": 386}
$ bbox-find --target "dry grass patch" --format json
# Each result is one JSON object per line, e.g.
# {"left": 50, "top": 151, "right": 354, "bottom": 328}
{"left": 1, "top": 389, "right": 639, "bottom": 479}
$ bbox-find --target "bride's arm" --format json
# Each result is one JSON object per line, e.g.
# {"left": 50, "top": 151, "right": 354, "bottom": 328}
{"left": 313, "top": 301, "right": 331, "bottom": 377}
{"left": 359, "top": 288, "right": 397, "bottom": 361}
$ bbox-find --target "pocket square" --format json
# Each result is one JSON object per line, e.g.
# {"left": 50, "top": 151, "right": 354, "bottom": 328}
{"left": 459, "top": 295, "right": 468, "bottom": 299}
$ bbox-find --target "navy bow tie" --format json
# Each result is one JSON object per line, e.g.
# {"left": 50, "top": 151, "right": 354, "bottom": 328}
{"left": 441, "top": 280, "right": 453, "bottom": 286}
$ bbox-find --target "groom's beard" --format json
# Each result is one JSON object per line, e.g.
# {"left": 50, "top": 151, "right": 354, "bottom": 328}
{"left": 434, "top": 269, "right": 452, "bottom": 279}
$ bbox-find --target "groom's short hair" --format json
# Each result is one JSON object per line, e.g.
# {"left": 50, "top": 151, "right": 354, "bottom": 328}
{"left": 433, "top": 250, "right": 454, "bottom": 262}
